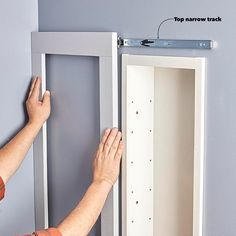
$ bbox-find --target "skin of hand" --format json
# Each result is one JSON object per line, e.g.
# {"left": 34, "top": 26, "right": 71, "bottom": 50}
{"left": 93, "top": 128, "right": 123, "bottom": 186}
{"left": 58, "top": 128, "right": 124, "bottom": 236}
{"left": 26, "top": 77, "right": 51, "bottom": 129}
{"left": 0, "top": 77, "right": 51, "bottom": 183}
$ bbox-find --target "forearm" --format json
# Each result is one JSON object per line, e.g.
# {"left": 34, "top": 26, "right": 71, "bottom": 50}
{"left": 0, "top": 122, "right": 42, "bottom": 183}
{"left": 58, "top": 180, "right": 112, "bottom": 236}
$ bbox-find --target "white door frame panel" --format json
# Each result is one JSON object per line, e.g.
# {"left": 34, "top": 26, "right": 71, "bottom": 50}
{"left": 31, "top": 32, "right": 119, "bottom": 236}
{"left": 122, "top": 54, "right": 205, "bottom": 236}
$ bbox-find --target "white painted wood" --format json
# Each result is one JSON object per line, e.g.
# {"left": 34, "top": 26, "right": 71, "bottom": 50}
{"left": 193, "top": 61, "right": 205, "bottom": 236}
{"left": 31, "top": 32, "right": 119, "bottom": 235}
{"left": 122, "top": 54, "right": 204, "bottom": 70}
{"left": 122, "top": 54, "right": 205, "bottom": 236}
{"left": 32, "top": 32, "right": 116, "bottom": 57}
{"left": 32, "top": 53, "right": 48, "bottom": 230}
{"left": 154, "top": 68, "right": 195, "bottom": 236}
{"left": 99, "top": 35, "right": 119, "bottom": 236}
{"left": 122, "top": 64, "right": 154, "bottom": 236}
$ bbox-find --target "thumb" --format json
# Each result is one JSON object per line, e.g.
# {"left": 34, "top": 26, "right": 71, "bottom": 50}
{"left": 42, "top": 90, "right": 51, "bottom": 107}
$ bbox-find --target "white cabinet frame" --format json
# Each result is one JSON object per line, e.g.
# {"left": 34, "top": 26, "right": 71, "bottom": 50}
{"left": 122, "top": 55, "right": 205, "bottom": 236}
{"left": 31, "top": 32, "right": 119, "bottom": 235}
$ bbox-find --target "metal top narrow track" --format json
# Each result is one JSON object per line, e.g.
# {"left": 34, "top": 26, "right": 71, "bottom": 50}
{"left": 118, "top": 37, "right": 214, "bottom": 50}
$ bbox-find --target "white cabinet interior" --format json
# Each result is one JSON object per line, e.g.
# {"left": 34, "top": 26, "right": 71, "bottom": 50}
{"left": 122, "top": 55, "right": 205, "bottom": 236}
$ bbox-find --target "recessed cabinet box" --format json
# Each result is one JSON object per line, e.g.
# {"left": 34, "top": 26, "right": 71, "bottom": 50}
{"left": 122, "top": 55, "right": 205, "bottom": 236}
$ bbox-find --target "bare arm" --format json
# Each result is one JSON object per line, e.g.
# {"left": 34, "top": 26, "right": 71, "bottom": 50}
{"left": 0, "top": 77, "right": 51, "bottom": 183}
{"left": 57, "top": 128, "right": 124, "bottom": 236}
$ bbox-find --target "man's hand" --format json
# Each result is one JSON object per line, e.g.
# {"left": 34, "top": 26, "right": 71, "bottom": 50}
{"left": 26, "top": 77, "right": 51, "bottom": 128}
{"left": 0, "top": 77, "right": 51, "bottom": 183}
{"left": 58, "top": 128, "right": 124, "bottom": 236}
{"left": 93, "top": 128, "right": 124, "bottom": 187}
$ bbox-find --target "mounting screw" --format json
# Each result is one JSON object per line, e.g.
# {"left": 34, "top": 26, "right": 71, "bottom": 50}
{"left": 117, "top": 37, "right": 124, "bottom": 48}
{"left": 136, "top": 111, "right": 139, "bottom": 115}
{"left": 136, "top": 201, "right": 139, "bottom": 204}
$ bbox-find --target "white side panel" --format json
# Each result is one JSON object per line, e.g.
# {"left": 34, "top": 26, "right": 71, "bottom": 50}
{"left": 122, "top": 64, "right": 154, "bottom": 236}
{"left": 32, "top": 53, "right": 49, "bottom": 230}
{"left": 193, "top": 61, "right": 205, "bottom": 236}
{"left": 154, "top": 68, "right": 195, "bottom": 236}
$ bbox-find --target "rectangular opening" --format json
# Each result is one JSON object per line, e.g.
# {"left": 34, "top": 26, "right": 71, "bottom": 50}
{"left": 122, "top": 55, "right": 204, "bottom": 236}
{"left": 46, "top": 55, "right": 101, "bottom": 235}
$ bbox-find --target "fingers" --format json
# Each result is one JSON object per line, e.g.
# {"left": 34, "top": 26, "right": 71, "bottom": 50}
{"left": 30, "top": 77, "right": 41, "bottom": 100}
{"left": 108, "top": 131, "right": 122, "bottom": 157}
{"left": 42, "top": 90, "right": 51, "bottom": 107}
{"left": 102, "top": 129, "right": 111, "bottom": 146}
{"left": 98, "top": 128, "right": 111, "bottom": 154}
{"left": 28, "top": 77, "right": 37, "bottom": 98}
{"left": 103, "top": 128, "right": 119, "bottom": 156}
{"left": 114, "top": 141, "right": 124, "bottom": 161}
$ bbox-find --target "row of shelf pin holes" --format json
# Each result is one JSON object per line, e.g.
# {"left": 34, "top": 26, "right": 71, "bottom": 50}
{"left": 131, "top": 130, "right": 152, "bottom": 134}
{"left": 130, "top": 99, "right": 153, "bottom": 225}
{"left": 131, "top": 217, "right": 152, "bottom": 223}
{"left": 131, "top": 99, "right": 152, "bottom": 104}
{"left": 131, "top": 188, "right": 152, "bottom": 194}
{"left": 130, "top": 159, "right": 152, "bottom": 164}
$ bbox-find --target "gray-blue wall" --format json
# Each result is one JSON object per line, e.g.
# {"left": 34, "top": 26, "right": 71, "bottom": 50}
{"left": 38, "top": 0, "right": 236, "bottom": 235}
{"left": 0, "top": 0, "right": 38, "bottom": 235}
{"left": 46, "top": 55, "right": 101, "bottom": 235}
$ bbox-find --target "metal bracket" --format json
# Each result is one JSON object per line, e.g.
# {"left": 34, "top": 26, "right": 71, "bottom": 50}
{"left": 117, "top": 37, "right": 214, "bottom": 49}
